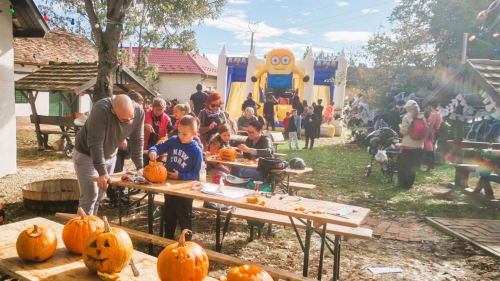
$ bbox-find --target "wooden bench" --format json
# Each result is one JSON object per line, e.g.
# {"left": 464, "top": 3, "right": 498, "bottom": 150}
{"left": 129, "top": 195, "right": 372, "bottom": 241}
{"left": 269, "top": 132, "right": 287, "bottom": 152}
{"left": 30, "top": 115, "right": 77, "bottom": 156}
{"left": 55, "top": 213, "right": 313, "bottom": 281}
{"left": 447, "top": 140, "right": 500, "bottom": 188}
{"left": 287, "top": 182, "right": 316, "bottom": 192}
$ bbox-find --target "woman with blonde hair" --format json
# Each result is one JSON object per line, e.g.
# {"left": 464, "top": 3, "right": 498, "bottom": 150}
{"left": 397, "top": 100, "right": 428, "bottom": 189}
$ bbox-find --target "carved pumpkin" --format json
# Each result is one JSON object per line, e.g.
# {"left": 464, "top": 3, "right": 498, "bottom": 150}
{"left": 62, "top": 207, "right": 104, "bottom": 254}
{"left": 82, "top": 216, "right": 133, "bottom": 274}
{"left": 157, "top": 136, "right": 168, "bottom": 144}
{"left": 16, "top": 224, "right": 57, "bottom": 262}
{"left": 157, "top": 229, "right": 209, "bottom": 281}
{"left": 143, "top": 161, "right": 168, "bottom": 182}
{"left": 219, "top": 147, "right": 238, "bottom": 161}
{"left": 220, "top": 265, "right": 273, "bottom": 281}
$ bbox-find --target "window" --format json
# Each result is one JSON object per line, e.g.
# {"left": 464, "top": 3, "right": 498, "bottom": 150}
{"left": 15, "top": 91, "right": 28, "bottom": 103}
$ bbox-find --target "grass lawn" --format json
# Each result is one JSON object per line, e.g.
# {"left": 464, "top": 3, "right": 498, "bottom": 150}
{"left": 276, "top": 136, "right": 500, "bottom": 221}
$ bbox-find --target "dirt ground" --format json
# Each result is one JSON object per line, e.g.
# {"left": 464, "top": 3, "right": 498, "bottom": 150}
{"left": 0, "top": 123, "right": 499, "bottom": 280}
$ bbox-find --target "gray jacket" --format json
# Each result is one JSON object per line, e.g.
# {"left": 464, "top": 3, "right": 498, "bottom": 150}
{"left": 75, "top": 98, "right": 144, "bottom": 176}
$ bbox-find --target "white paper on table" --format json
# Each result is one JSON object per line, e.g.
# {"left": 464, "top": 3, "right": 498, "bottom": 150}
{"left": 367, "top": 267, "right": 403, "bottom": 275}
{"left": 331, "top": 206, "right": 361, "bottom": 216}
{"left": 200, "top": 183, "right": 248, "bottom": 199}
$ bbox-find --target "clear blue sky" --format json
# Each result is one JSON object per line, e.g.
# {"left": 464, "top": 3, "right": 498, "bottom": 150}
{"left": 194, "top": 0, "right": 401, "bottom": 65}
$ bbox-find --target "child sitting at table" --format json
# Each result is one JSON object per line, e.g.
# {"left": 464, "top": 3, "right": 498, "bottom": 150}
{"left": 208, "top": 124, "right": 232, "bottom": 176}
{"left": 148, "top": 115, "right": 203, "bottom": 241}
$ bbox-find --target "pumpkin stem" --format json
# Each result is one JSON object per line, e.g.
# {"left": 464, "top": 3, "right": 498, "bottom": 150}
{"left": 77, "top": 207, "right": 88, "bottom": 220}
{"left": 103, "top": 216, "right": 112, "bottom": 233}
{"left": 33, "top": 225, "right": 40, "bottom": 234}
{"left": 178, "top": 229, "right": 192, "bottom": 247}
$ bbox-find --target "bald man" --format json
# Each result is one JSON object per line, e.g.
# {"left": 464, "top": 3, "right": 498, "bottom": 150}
{"left": 74, "top": 95, "right": 145, "bottom": 215}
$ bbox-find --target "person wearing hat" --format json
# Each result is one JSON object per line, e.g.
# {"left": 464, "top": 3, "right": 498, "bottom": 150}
{"left": 241, "top": 92, "right": 261, "bottom": 115}
{"left": 383, "top": 100, "right": 406, "bottom": 135}
{"left": 397, "top": 100, "right": 428, "bottom": 189}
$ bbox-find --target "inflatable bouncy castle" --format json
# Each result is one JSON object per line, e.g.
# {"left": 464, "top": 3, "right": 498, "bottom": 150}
{"left": 216, "top": 46, "right": 348, "bottom": 136}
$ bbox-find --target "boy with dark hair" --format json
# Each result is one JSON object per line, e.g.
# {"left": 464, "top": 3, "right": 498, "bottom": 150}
{"left": 288, "top": 110, "right": 300, "bottom": 150}
{"left": 303, "top": 106, "right": 319, "bottom": 150}
{"left": 263, "top": 95, "right": 278, "bottom": 131}
{"left": 313, "top": 99, "right": 324, "bottom": 137}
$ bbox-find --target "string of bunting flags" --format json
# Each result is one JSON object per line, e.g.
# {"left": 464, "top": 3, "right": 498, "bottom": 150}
{"left": 437, "top": 93, "right": 500, "bottom": 122}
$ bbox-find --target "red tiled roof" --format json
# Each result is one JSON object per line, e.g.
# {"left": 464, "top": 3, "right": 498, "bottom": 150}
{"left": 130, "top": 47, "right": 217, "bottom": 76}
{"left": 14, "top": 30, "right": 98, "bottom": 65}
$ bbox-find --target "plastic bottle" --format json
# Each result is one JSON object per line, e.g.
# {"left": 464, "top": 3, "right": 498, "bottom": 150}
{"left": 199, "top": 160, "right": 206, "bottom": 183}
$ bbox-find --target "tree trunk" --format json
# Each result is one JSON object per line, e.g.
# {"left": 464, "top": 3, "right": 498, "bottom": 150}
{"left": 85, "top": 0, "right": 133, "bottom": 103}
{"left": 23, "top": 90, "right": 44, "bottom": 149}
{"left": 92, "top": 37, "right": 120, "bottom": 103}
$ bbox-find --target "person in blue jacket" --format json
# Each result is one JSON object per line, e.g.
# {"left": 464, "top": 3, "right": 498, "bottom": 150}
{"left": 148, "top": 115, "right": 203, "bottom": 241}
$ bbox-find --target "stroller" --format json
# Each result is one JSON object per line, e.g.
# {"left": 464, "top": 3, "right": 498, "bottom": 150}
{"left": 364, "top": 127, "right": 400, "bottom": 183}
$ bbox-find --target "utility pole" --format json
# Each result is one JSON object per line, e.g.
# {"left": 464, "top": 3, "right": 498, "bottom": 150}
{"left": 461, "top": 33, "right": 468, "bottom": 65}
{"left": 248, "top": 22, "right": 259, "bottom": 52}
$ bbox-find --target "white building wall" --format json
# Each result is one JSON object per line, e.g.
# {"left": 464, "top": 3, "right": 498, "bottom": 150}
{"left": 79, "top": 94, "right": 91, "bottom": 113}
{"left": 14, "top": 64, "right": 50, "bottom": 117}
{"left": 0, "top": 0, "right": 17, "bottom": 177}
{"left": 156, "top": 73, "right": 217, "bottom": 103}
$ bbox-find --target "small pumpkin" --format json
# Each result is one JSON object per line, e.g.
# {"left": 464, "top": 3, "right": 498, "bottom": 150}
{"left": 143, "top": 161, "right": 168, "bottom": 182}
{"left": 156, "top": 136, "right": 168, "bottom": 144}
{"left": 157, "top": 229, "right": 209, "bottom": 281}
{"left": 246, "top": 197, "right": 259, "bottom": 203}
{"left": 62, "top": 207, "right": 104, "bottom": 254}
{"left": 220, "top": 265, "right": 273, "bottom": 281}
{"left": 219, "top": 147, "right": 238, "bottom": 161}
{"left": 82, "top": 216, "right": 133, "bottom": 274}
{"left": 16, "top": 224, "right": 57, "bottom": 262}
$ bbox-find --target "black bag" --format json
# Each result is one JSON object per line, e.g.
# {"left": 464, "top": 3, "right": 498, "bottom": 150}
{"left": 257, "top": 157, "right": 289, "bottom": 183}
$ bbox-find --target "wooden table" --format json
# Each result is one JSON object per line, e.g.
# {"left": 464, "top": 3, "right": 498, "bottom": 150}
{"left": 106, "top": 175, "right": 369, "bottom": 279}
{"left": 0, "top": 218, "right": 220, "bottom": 281}
{"left": 230, "top": 135, "right": 247, "bottom": 143}
{"left": 206, "top": 157, "right": 313, "bottom": 193}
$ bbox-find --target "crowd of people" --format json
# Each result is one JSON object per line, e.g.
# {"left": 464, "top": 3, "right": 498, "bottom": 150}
{"left": 73, "top": 84, "right": 288, "bottom": 241}
{"left": 381, "top": 100, "right": 443, "bottom": 189}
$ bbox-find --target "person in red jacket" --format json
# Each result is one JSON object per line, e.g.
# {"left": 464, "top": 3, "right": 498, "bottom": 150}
{"left": 143, "top": 97, "right": 172, "bottom": 167}
{"left": 283, "top": 112, "right": 291, "bottom": 140}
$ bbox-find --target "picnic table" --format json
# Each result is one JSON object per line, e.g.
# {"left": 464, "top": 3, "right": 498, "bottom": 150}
{"left": 206, "top": 156, "right": 313, "bottom": 193}
{"left": 0, "top": 218, "right": 219, "bottom": 281}
{"left": 104, "top": 175, "right": 370, "bottom": 279}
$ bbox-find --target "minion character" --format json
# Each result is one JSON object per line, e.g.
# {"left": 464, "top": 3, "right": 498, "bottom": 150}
{"left": 251, "top": 49, "right": 309, "bottom": 89}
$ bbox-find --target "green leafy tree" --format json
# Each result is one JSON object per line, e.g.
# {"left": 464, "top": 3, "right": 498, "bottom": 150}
{"left": 37, "top": 0, "right": 227, "bottom": 102}
{"left": 359, "top": 0, "right": 493, "bottom": 109}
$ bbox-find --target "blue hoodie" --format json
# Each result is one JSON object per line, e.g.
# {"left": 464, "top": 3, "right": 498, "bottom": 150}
{"left": 148, "top": 136, "right": 203, "bottom": 181}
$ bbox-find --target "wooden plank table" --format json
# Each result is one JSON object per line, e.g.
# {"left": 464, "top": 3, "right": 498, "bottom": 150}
{"left": 106, "top": 175, "right": 369, "bottom": 279}
{"left": 0, "top": 218, "right": 220, "bottom": 281}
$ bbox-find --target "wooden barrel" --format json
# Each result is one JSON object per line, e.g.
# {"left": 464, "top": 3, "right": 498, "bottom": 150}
{"left": 22, "top": 179, "right": 80, "bottom": 212}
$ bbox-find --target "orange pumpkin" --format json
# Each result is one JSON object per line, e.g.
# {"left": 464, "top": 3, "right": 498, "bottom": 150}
{"left": 62, "top": 207, "right": 104, "bottom": 254}
{"left": 157, "top": 229, "right": 209, "bottom": 281}
{"left": 16, "top": 224, "right": 57, "bottom": 262}
{"left": 156, "top": 136, "right": 168, "bottom": 144}
{"left": 220, "top": 265, "right": 273, "bottom": 281}
{"left": 143, "top": 161, "right": 167, "bottom": 182}
{"left": 219, "top": 147, "right": 238, "bottom": 161}
{"left": 82, "top": 216, "right": 133, "bottom": 274}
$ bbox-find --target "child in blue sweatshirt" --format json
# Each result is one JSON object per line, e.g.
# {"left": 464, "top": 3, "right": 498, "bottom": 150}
{"left": 148, "top": 115, "right": 203, "bottom": 240}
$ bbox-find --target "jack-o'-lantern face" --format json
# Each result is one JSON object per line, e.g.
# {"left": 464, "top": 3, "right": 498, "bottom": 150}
{"left": 82, "top": 217, "right": 133, "bottom": 274}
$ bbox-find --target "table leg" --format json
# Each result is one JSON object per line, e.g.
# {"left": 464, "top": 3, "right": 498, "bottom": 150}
{"left": 249, "top": 226, "right": 254, "bottom": 242}
{"left": 147, "top": 192, "right": 154, "bottom": 255}
{"left": 118, "top": 187, "right": 123, "bottom": 226}
{"left": 216, "top": 208, "right": 221, "bottom": 252}
{"left": 333, "top": 235, "right": 342, "bottom": 281}
{"left": 303, "top": 220, "right": 312, "bottom": 277}
{"left": 317, "top": 224, "right": 327, "bottom": 280}
{"left": 159, "top": 205, "right": 164, "bottom": 237}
